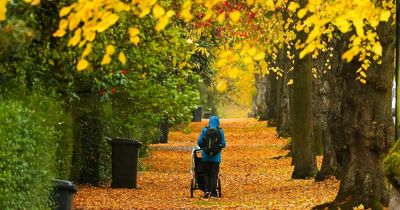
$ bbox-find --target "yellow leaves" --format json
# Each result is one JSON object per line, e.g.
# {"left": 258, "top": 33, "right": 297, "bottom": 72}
{"left": 138, "top": 0, "right": 157, "bottom": 18}
{"left": 297, "top": 8, "right": 307, "bottom": 19}
{"left": 129, "top": 27, "right": 140, "bottom": 45}
{"left": 359, "top": 71, "right": 367, "bottom": 78}
{"left": 228, "top": 68, "right": 239, "bottom": 79}
{"left": 77, "top": 59, "right": 89, "bottom": 71}
{"left": 53, "top": 29, "right": 66, "bottom": 37}
{"left": 371, "top": 42, "right": 382, "bottom": 56}
{"left": 354, "top": 204, "right": 365, "bottom": 210}
{"left": 101, "top": 54, "right": 112, "bottom": 65}
{"left": 195, "top": 46, "right": 210, "bottom": 57}
{"left": 379, "top": 10, "right": 391, "bottom": 22}
{"left": 353, "top": 19, "right": 364, "bottom": 37}
{"left": 333, "top": 16, "right": 351, "bottom": 33}
{"left": 295, "top": 23, "right": 304, "bottom": 32}
{"left": 59, "top": 6, "right": 72, "bottom": 17}
{"left": 216, "top": 58, "right": 227, "bottom": 68}
{"left": 59, "top": 19, "right": 68, "bottom": 30}
{"left": 216, "top": 80, "right": 228, "bottom": 92}
{"left": 96, "top": 12, "right": 119, "bottom": 32}
{"left": 229, "top": 11, "right": 241, "bottom": 22}
{"left": 112, "top": 2, "right": 130, "bottom": 12}
{"left": 68, "top": 14, "right": 80, "bottom": 31}
{"left": 180, "top": 0, "right": 193, "bottom": 22}
{"left": 23, "top": 0, "right": 40, "bottom": 6}
{"left": 82, "top": 43, "right": 92, "bottom": 57}
{"left": 118, "top": 52, "right": 127, "bottom": 65}
{"left": 106, "top": 45, "right": 116, "bottom": 55}
{"left": 342, "top": 46, "right": 360, "bottom": 63}
{"left": 248, "top": 47, "right": 257, "bottom": 57}
{"left": 288, "top": 2, "right": 300, "bottom": 12}
{"left": 155, "top": 10, "right": 175, "bottom": 32}
{"left": 359, "top": 78, "right": 367, "bottom": 84}
{"left": 254, "top": 52, "right": 265, "bottom": 61}
{"left": 299, "top": 42, "right": 316, "bottom": 59}
{"left": 68, "top": 28, "right": 82, "bottom": 47}
{"left": 0, "top": 0, "right": 7, "bottom": 21}
{"left": 139, "top": 8, "right": 151, "bottom": 18}
{"left": 366, "top": 31, "right": 377, "bottom": 41}
{"left": 247, "top": 0, "right": 254, "bottom": 5}
{"left": 53, "top": 19, "right": 69, "bottom": 37}
{"left": 287, "top": 79, "right": 294, "bottom": 86}
{"left": 152, "top": 4, "right": 165, "bottom": 19}
{"left": 305, "top": 28, "right": 320, "bottom": 44}
{"left": 217, "top": 13, "right": 225, "bottom": 23}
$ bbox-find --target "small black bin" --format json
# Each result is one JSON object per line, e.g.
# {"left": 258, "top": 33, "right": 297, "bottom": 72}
{"left": 52, "top": 179, "right": 77, "bottom": 210}
{"left": 192, "top": 106, "right": 203, "bottom": 122}
{"left": 110, "top": 138, "right": 142, "bottom": 188}
{"left": 159, "top": 119, "right": 169, "bottom": 144}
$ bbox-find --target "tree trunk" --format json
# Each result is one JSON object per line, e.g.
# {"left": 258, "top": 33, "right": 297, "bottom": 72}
{"left": 334, "top": 22, "right": 394, "bottom": 209}
{"left": 276, "top": 46, "right": 291, "bottom": 137}
{"left": 316, "top": 40, "right": 346, "bottom": 181}
{"left": 389, "top": 185, "right": 400, "bottom": 210}
{"left": 291, "top": 31, "right": 317, "bottom": 178}
{"left": 266, "top": 74, "right": 279, "bottom": 126}
{"left": 253, "top": 73, "right": 269, "bottom": 120}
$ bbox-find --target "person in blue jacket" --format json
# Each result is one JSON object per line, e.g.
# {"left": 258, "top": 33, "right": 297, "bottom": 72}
{"left": 197, "top": 116, "right": 226, "bottom": 198}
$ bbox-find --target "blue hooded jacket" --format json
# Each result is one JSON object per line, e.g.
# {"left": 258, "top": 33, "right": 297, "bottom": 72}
{"left": 197, "top": 116, "right": 226, "bottom": 163}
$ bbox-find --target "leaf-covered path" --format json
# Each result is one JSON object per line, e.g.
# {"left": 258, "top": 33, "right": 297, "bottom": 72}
{"left": 73, "top": 118, "right": 339, "bottom": 209}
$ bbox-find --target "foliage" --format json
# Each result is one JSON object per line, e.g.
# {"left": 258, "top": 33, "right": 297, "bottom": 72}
{"left": 384, "top": 140, "right": 400, "bottom": 188}
{"left": 69, "top": 93, "right": 106, "bottom": 184}
{"left": 0, "top": 92, "right": 63, "bottom": 209}
{"left": 54, "top": 103, "right": 74, "bottom": 180}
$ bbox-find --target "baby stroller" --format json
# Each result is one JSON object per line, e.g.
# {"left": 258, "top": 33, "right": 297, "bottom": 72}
{"left": 190, "top": 146, "right": 221, "bottom": 198}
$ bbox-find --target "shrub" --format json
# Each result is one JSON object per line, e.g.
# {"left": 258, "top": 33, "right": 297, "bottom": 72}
{"left": 0, "top": 93, "right": 62, "bottom": 209}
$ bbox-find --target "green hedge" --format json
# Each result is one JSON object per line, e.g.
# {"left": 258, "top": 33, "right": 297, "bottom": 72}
{"left": 69, "top": 93, "right": 105, "bottom": 185}
{"left": 54, "top": 106, "right": 74, "bottom": 180}
{"left": 0, "top": 94, "right": 62, "bottom": 209}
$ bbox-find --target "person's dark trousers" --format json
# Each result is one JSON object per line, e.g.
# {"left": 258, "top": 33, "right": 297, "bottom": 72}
{"left": 204, "top": 161, "right": 220, "bottom": 197}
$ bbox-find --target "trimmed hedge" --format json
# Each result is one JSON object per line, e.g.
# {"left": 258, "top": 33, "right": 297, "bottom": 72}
{"left": 0, "top": 94, "right": 62, "bottom": 209}
{"left": 70, "top": 93, "right": 104, "bottom": 185}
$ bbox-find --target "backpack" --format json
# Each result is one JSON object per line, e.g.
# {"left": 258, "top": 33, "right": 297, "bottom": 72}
{"left": 202, "top": 126, "right": 222, "bottom": 156}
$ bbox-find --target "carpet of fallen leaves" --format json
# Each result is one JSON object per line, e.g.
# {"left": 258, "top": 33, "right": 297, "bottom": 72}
{"left": 73, "top": 118, "right": 339, "bottom": 209}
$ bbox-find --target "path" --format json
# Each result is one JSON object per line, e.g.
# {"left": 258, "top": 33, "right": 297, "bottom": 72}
{"left": 73, "top": 118, "right": 339, "bottom": 209}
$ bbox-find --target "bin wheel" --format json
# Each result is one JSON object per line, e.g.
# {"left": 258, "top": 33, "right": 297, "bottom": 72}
{"left": 190, "top": 179, "right": 194, "bottom": 198}
{"left": 217, "top": 178, "right": 221, "bottom": 197}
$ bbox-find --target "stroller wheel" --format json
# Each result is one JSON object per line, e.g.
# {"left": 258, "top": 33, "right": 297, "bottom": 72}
{"left": 217, "top": 178, "right": 221, "bottom": 197}
{"left": 190, "top": 179, "right": 194, "bottom": 198}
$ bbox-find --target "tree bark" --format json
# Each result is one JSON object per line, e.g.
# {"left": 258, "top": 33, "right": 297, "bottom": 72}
{"left": 266, "top": 74, "right": 279, "bottom": 126}
{"left": 276, "top": 46, "right": 291, "bottom": 138}
{"left": 389, "top": 185, "right": 400, "bottom": 210}
{"left": 253, "top": 73, "right": 269, "bottom": 120}
{"left": 291, "top": 32, "right": 317, "bottom": 178}
{"left": 316, "top": 40, "right": 346, "bottom": 181}
{"left": 334, "top": 22, "right": 394, "bottom": 208}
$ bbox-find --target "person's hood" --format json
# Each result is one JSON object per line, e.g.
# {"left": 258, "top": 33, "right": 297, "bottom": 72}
{"left": 208, "top": 116, "right": 220, "bottom": 128}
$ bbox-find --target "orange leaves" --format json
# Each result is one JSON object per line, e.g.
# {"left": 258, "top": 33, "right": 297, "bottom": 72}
{"left": 73, "top": 119, "right": 339, "bottom": 209}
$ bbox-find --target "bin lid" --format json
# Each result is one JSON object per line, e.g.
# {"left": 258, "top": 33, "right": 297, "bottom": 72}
{"left": 53, "top": 179, "right": 77, "bottom": 192}
{"left": 111, "top": 138, "right": 142, "bottom": 146}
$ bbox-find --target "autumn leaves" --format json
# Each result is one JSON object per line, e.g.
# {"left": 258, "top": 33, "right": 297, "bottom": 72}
{"left": 73, "top": 118, "right": 339, "bottom": 209}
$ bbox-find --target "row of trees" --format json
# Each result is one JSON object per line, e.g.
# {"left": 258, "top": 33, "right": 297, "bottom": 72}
{"left": 0, "top": 0, "right": 216, "bottom": 209}
{"left": 252, "top": 2, "right": 396, "bottom": 209}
